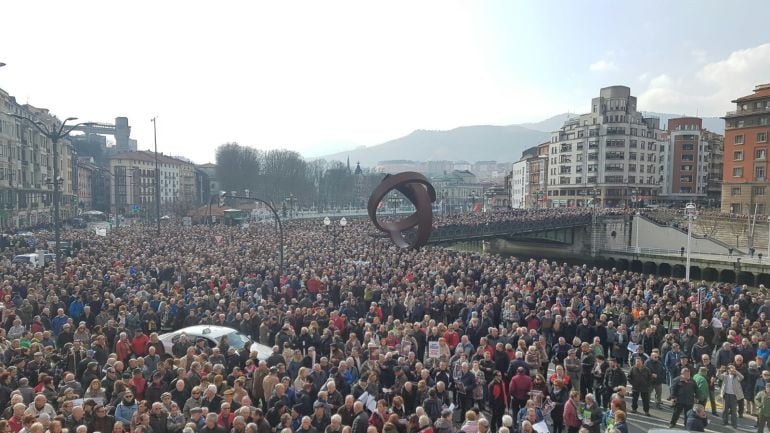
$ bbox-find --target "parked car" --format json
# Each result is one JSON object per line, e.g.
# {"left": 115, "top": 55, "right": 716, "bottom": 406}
{"left": 158, "top": 325, "right": 272, "bottom": 359}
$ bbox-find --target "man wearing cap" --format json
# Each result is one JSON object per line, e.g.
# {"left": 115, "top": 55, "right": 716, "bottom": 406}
{"left": 128, "top": 368, "right": 148, "bottom": 400}
{"left": 222, "top": 388, "right": 241, "bottom": 412}
{"left": 145, "top": 372, "right": 168, "bottom": 405}
{"left": 311, "top": 400, "right": 330, "bottom": 432}
{"left": 188, "top": 406, "right": 204, "bottom": 429}
{"left": 76, "top": 349, "right": 97, "bottom": 379}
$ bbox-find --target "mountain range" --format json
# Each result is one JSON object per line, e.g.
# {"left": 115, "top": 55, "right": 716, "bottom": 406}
{"left": 319, "top": 112, "right": 724, "bottom": 167}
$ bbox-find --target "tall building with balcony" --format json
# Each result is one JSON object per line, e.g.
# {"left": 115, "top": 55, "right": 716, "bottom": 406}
{"left": 722, "top": 83, "right": 770, "bottom": 215}
{"left": 511, "top": 143, "right": 549, "bottom": 209}
{"left": 108, "top": 151, "right": 197, "bottom": 218}
{"left": 0, "top": 88, "right": 77, "bottom": 229}
{"left": 704, "top": 130, "right": 724, "bottom": 207}
{"left": 548, "top": 86, "right": 663, "bottom": 207}
{"left": 658, "top": 117, "right": 722, "bottom": 205}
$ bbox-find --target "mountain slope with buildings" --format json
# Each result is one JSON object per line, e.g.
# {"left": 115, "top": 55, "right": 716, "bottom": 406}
{"left": 320, "top": 125, "right": 551, "bottom": 167}
{"left": 320, "top": 112, "right": 724, "bottom": 167}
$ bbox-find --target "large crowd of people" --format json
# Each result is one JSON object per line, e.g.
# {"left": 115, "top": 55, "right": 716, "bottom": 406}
{"left": 0, "top": 209, "right": 765, "bottom": 433}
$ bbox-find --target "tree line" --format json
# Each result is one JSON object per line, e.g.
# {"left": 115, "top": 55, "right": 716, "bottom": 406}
{"left": 214, "top": 143, "right": 382, "bottom": 210}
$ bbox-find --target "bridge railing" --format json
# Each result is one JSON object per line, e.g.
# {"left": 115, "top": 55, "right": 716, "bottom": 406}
{"left": 430, "top": 215, "right": 592, "bottom": 242}
{"left": 601, "top": 245, "right": 739, "bottom": 257}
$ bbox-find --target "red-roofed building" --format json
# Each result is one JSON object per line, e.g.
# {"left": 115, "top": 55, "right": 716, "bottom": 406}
{"left": 722, "top": 84, "right": 770, "bottom": 214}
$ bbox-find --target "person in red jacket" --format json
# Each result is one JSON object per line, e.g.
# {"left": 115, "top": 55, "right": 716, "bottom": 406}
{"left": 115, "top": 332, "right": 132, "bottom": 362}
{"left": 509, "top": 367, "right": 533, "bottom": 415}
{"left": 562, "top": 390, "right": 582, "bottom": 433}
{"left": 443, "top": 324, "right": 460, "bottom": 353}
{"left": 131, "top": 329, "right": 150, "bottom": 357}
{"left": 488, "top": 371, "right": 508, "bottom": 432}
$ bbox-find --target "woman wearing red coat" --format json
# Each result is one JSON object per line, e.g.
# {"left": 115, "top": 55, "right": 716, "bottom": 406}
{"left": 488, "top": 371, "right": 508, "bottom": 432}
{"left": 563, "top": 390, "right": 582, "bottom": 433}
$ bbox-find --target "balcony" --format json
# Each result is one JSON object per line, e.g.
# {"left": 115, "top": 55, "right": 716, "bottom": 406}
{"left": 725, "top": 106, "right": 770, "bottom": 117}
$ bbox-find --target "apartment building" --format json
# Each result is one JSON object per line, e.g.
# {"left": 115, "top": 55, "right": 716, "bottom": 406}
{"left": 658, "top": 117, "right": 722, "bottom": 204}
{"left": 722, "top": 83, "right": 770, "bottom": 215}
{"left": 108, "top": 151, "right": 197, "bottom": 217}
{"left": 547, "top": 86, "right": 663, "bottom": 208}
{"left": 0, "top": 89, "right": 77, "bottom": 229}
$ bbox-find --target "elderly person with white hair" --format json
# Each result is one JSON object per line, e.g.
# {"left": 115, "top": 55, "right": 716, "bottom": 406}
{"left": 580, "top": 394, "right": 603, "bottom": 433}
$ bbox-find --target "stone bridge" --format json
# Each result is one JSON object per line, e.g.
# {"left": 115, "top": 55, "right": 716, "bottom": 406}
{"left": 429, "top": 215, "right": 594, "bottom": 246}
{"left": 428, "top": 213, "right": 770, "bottom": 286}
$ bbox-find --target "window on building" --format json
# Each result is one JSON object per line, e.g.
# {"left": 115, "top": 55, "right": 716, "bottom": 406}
{"left": 756, "top": 166, "right": 766, "bottom": 180}
{"left": 759, "top": 132, "right": 768, "bottom": 143}
{"left": 733, "top": 167, "right": 744, "bottom": 177}
{"left": 730, "top": 203, "right": 742, "bottom": 214}
{"left": 735, "top": 135, "right": 744, "bottom": 145}
{"left": 732, "top": 187, "right": 742, "bottom": 196}
{"left": 734, "top": 151, "right": 744, "bottom": 161}
{"left": 757, "top": 149, "right": 768, "bottom": 160}
{"left": 753, "top": 186, "right": 766, "bottom": 196}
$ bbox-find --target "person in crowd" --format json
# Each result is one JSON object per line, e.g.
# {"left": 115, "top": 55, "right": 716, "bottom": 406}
{"left": 0, "top": 208, "right": 767, "bottom": 433}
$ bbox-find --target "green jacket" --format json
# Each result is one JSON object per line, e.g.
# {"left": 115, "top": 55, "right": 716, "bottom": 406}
{"left": 693, "top": 373, "right": 709, "bottom": 402}
{"left": 758, "top": 390, "right": 770, "bottom": 417}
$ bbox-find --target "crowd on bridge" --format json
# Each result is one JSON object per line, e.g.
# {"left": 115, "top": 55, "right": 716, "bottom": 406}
{"left": 0, "top": 208, "right": 766, "bottom": 433}
{"left": 432, "top": 209, "right": 625, "bottom": 230}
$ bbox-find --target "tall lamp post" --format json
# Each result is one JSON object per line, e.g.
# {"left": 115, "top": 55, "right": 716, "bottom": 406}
{"left": 8, "top": 114, "right": 96, "bottom": 274}
{"left": 767, "top": 215, "right": 770, "bottom": 259}
{"left": 285, "top": 194, "right": 297, "bottom": 219}
{"left": 685, "top": 202, "right": 697, "bottom": 282}
{"left": 218, "top": 191, "right": 285, "bottom": 274}
{"left": 635, "top": 211, "right": 641, "bottom": 253}
{"left": 388, "top": 194, "right": 400, "bottom": 216}
{"left": 442, "top": 191, "right": 449, "bottom": 216}
{"left": 323, "top": 216, "right": 347, "bottom": 247}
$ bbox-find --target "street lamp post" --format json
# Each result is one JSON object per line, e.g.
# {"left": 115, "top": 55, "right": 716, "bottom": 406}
{"left": 218, "top": 191, "right": 285, "bottom": 274}
{"left": 323, "top": 216, "right": 347, "bottom": 247}
{"left": 685, "top": 202, "right": 697, "bottom": 282}
{"left": 285, "top": 194, "right": 297, "bottom": 219}
{"left": 767, "top": 215, "right": 770, "bottom": 258}
{"left": 8, "top": 113, "right": 97, "bottom": 274}
{"left": 635, "top": 211, "right": 640, "bottom": 253}
{"left": 442, "top": 191, "right": 449, "bottom": 216}
{"left": 388, "top": 195, "right": 400, "bottom": 216}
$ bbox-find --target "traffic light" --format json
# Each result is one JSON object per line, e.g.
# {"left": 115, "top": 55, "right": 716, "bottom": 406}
{"left": 218, "top": 191, "right": 226, "bottom": 207}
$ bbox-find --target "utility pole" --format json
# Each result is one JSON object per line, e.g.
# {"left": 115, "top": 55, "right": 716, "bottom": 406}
{"left": 151, "top": 117, "right": 161, "bottom": 235}
{"left": 8, "top": 114, "right": 97, "bottom": 274}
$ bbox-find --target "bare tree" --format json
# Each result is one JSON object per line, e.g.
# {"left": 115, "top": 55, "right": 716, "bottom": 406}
{"left": 728, "top": 216, "right": 748, "bottom": 248}
{"left": 694, "top": 216, "right": 721, "bottom": 238}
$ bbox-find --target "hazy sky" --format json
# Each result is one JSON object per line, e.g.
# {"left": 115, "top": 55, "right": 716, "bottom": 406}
{"left": 2, "top": 1, "right": 769, "bottom": 164}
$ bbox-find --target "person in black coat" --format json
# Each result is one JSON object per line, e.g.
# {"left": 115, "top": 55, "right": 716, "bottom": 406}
{"left": 669, "top": 368, "right": 698, "bottom": 428}
{"left": 350, "top": 402, "right": 369, "bottom": 433}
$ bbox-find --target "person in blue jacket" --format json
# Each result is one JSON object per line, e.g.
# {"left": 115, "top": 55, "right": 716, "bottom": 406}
{"left": 114, "top": 392, "right": 138, "bottom": 426}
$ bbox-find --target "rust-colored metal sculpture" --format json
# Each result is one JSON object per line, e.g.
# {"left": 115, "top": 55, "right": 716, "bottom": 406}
{"left": 368, "top": 172, "right": 436, "bottom": 249}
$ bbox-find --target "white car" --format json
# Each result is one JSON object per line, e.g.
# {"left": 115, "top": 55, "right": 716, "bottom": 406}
{"left": 158, "top": 325, "right": 272, "bottom": 359}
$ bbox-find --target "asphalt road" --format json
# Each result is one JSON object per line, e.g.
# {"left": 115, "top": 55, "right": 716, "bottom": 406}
{"left": 624, "top": 398, "right": 757, "bottom": 433}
